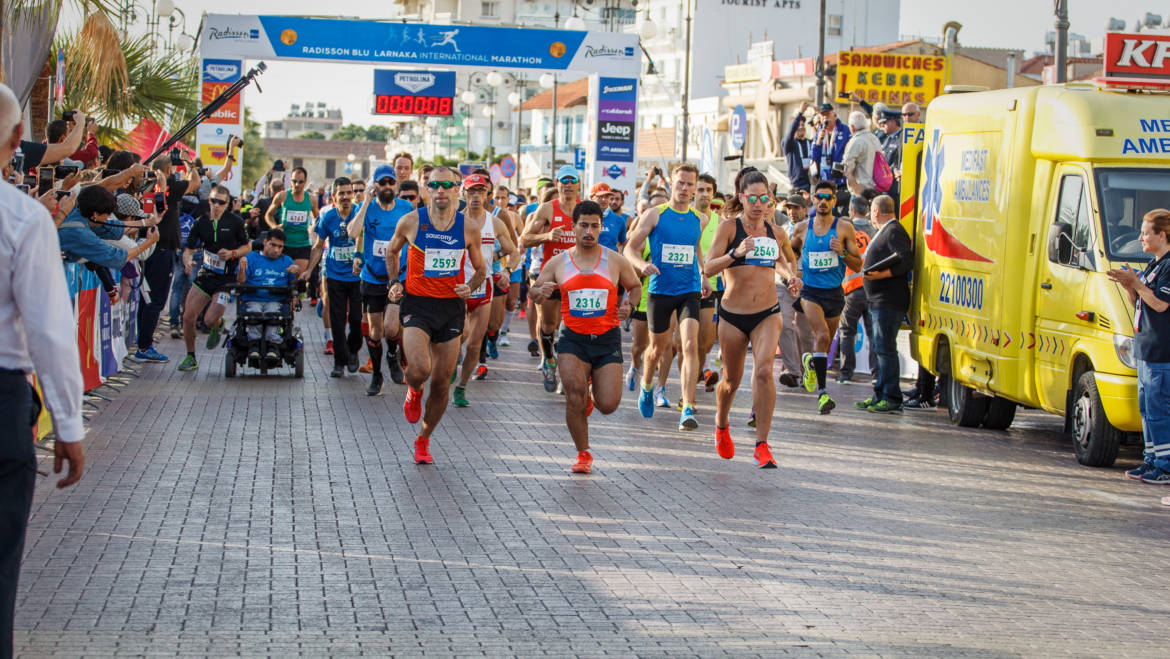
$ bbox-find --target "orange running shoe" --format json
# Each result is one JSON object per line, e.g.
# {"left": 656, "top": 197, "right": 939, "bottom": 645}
{"left": 715, "top": 425, "right": 734, "bottom": 460}
{"left": 571, "top": 450, "right": 592, "bottom": 474}
{"left": 414, "top": 437, "right": 434, "bottom": 464}
{"left": 358, "top": 358, "right": 373, "bottom": 374}
{"left": 754, "top": 442, "right": 778, "bottom": 469}
{"left": 404, "top": 385, "right": 424, "bottom": 423}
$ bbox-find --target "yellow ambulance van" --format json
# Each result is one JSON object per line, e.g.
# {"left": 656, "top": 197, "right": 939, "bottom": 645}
{"left": 905, "top": 84, "right": 1169, "bottom": 467}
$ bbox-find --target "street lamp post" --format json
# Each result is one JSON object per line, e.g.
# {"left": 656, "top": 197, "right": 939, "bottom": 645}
{"left": 1054, "top": 0, "right": 1069, "bottom": 83}
{"left": 509, "top": 83, "right": 524, "bottom": 184}
{"left": 680, "top": 0, "right": 693, "bottom": 163}
{"left": 815, "top": 0, "right": 826, "bottom": 106}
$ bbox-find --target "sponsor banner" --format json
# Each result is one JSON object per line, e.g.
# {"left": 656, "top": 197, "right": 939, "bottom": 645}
{"left": 200, "top": 59, "right": 244, "bottom": 125}
{"left": 587, "top": 74, "right": 638, "bottom": 199}
{"left": 836, "top": 51, "right": 949, "bottom": 106}
{"left": 196, "top": 124, "right": 243, "bottom": 197}
{"left": 374, "top": 69, "right": 456, "bottom": 96}
{"left": 200, "top": 14, "right": 639, "bottom": 76}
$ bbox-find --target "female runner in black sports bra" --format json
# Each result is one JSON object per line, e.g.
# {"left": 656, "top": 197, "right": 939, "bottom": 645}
{"left": 703, "top": 168, "right": 800, "bottom": 468}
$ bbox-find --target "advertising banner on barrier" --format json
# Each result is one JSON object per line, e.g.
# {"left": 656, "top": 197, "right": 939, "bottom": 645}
{"left": 200, "top": 14, "right": 640, "bottom": 76}
{"left": 586, "top": 75, "right": 638, "bottom": 200}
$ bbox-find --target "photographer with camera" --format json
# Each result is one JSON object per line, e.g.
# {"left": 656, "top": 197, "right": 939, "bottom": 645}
{"left": 58, "top": 186, "right": 159, "bottom": 270}
{"left": 129, "top": 151, "right": 202, "bottom": 364}
{"left": 16, "top": 110, "right": 88, "bottom": 174}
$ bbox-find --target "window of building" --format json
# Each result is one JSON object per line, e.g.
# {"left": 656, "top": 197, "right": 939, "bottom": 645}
{"left": 325, "top": 159, "right": 336, "bottom": 179}
{"left": 827, "top": 14, "right": 843, "bottom": 36}
{"left": 292, "top": 158, "right": 304, "bottom": 169}
{"left": 482, "top": 1, "right": 498, "bottom": 17}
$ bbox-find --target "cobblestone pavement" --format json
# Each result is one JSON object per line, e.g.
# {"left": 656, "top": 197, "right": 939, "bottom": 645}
{"left": 15, "top": 314, "right": 1169, "bottom": 657}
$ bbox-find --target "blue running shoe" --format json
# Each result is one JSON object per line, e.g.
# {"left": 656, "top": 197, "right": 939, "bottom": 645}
{"left": 654, "top": 386, "right": 671, "bottom": 408}
{"left": 638, "top": 387, "right": 655, "bottom": 418}
{"left": 1140, "top": 467, "right": 1170, "bottom": 485}
{"left": 1127, "top": 461, "right": 1156, "bottom": 481}
{"left": 679, "top": 407, "right": 698, "bottom": 430}
{"left": 487, "top": 338, "right": 499, "bottom": 360}
{"left": 625, "top": 365, "right": 638, "bottom": 391}
{"left": 132, "top": 347, "right": 169, "bottom": 363}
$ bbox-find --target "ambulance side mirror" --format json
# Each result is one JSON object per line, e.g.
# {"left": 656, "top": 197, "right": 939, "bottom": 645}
{"left": 1047, "top": 222, "right": 1074, "bottom": 265}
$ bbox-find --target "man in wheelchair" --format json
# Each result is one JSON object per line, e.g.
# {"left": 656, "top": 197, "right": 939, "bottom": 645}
{"left": 234, "top": 229, "right": 301, "bottom": 364}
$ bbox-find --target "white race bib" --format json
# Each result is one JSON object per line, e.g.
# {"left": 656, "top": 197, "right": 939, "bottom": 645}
{"left": 331, "top": 245, "right": 355, "bottom": 263}
{"left": 424, "top": 247, "right": 462, "bottom": 277}
{"left": 203, "top": 250, "right": 226, "bottom": 274}
{"left": 809, "top": 250, "right": 840, "bottom": 270}
{"left": 216, "top": 292, "right": 231, "bottom": 306}
{"left": 661, "top": 243, "right": 695, "bottom": 266}
{"left": 284, "top": 209, "right": 308, "bottom": 226}
{"left": 568, "top": 288, "right": 608, "bottom": 318}
{"left": 802, "top": 157, "right": 812, "bottom": 169}
{"left": 747, "top": 237, "right": 780, "bottom": 264}
{"left": 470, "top": 279, "right": 488, "bottom": 298}
{"left": 372, "top": 239, "right": 390, "bottom": 258}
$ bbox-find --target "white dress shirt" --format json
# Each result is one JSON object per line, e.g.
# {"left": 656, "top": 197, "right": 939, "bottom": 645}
{"left": 0, "top": 181, "right": 84, "bottom": 442}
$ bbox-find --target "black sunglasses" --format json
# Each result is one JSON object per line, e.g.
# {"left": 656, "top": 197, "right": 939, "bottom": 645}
{"left": 209, "top": 198, "right": 229, "bottom": 206}
{"left": 377, "top": 177, "right": 396, "bottom": 186}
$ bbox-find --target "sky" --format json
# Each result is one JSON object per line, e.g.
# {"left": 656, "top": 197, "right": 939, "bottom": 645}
{"left": 64, "top": 0, "right": 1163, "bottom": 126}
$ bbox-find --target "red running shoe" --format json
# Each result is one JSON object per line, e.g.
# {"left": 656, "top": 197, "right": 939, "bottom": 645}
{"left": 324, "top": 340, "right": 334, "bottom": 355}
{"left": 414, "top": 437, "right": 434, "bottom": 464}
{"left": 754, "top": 442, "right": 778, "bottom": 469}
{"left": 404, "top": 385, "right": 424, "bottom": 423}
{"left": 715, "top": 425, "right": 734, "bottom": 460}
{"left": 571, "top": 450, "right": 592, "bottom": 474}
{"left": 358, "top": 358, "right": 373, "bottom": 374}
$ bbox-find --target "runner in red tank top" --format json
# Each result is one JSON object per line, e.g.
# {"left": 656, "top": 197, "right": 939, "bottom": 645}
{"left": 384, "top": 166, "right": 487, "bottom": 465}
{"left": 520, "top": 165, "right": 582, "bottom": 394}
{"left": 529, "top": 200, "right": 642, "bottom": 475}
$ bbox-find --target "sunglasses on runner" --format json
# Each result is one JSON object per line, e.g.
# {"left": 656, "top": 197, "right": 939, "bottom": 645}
{"left": 209, "top": 198, "right": 229, "bottom": 206}
{"left": 558, "top": 176, "right": 579, "bottom": 184}
{"left": 376, "top": 177, "right": 396, "bottom": 186}
{"left": 427, "top": 180, "right": 458, "bottom": 189}
{"left": 814, "top": 192, "right": 834, "bottom": 200}
{"left": 740, "top": 194, "right": 771, "bottom": 205}
{"left": 399, "top": 194, "right": 417, "bottom": 202}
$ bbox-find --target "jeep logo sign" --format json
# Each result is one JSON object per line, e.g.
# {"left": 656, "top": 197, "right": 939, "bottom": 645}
{"left": 599, "top": 120, "right": 634, "bottom": 142}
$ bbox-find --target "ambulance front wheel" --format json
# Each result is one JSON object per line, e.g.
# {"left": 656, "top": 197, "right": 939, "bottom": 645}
{"left": 1070, "top": 371, "right": 1121, "bottom": 468}
{"left": 938, "top": 342, "right": 988, "bottom": 428}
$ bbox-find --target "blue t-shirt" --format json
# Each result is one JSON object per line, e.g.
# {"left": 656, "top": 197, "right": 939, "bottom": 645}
{"left": 647, "top": 204, "right": 703, "bottom": 295}
{"left": 599, "top": 209, "right": 628, "bottom": 252}
{"left": 314, "top": 205, "right": 359, "bottom": 283}
{"left": 801, "top": 216, "right": 846, "bottom": 290}
{"left": 359, "top": 198, "right": 412, "bottom": 285}
{"left": 242, "top": 251, "right": 296, "bottom": 301}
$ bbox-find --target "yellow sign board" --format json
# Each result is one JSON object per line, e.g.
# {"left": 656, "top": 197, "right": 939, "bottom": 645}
{"left": 836, "top": 52, "right": 948, "bottom": 106}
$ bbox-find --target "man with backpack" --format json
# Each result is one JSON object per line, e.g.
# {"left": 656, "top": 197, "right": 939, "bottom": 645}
{"left": 876, "top": 108, "right": 904, "bottom": 206}
{"left": 841, "top": 111, "right": 891, "bottom": 197}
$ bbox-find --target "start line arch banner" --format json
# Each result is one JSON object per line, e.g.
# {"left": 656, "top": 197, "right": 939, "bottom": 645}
{"left": 200, "top": 14, "right": 640, "bottom": 75}
{"left": 199, "top": 14, "right": 639, "bottom": 195}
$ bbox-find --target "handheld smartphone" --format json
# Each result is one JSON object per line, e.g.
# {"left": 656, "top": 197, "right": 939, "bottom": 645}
{"left": 55, "top": 164, "right": 80, "bottom": 179}
{"left": 142, "top": 192, "right": 155, "bottom": 214}
{"left": 11, "top": 151, "right": 24, "bottom": 174}
{"left": 37, "top": 166, "right": 54, "bottom": 196}
{"left": 17, "top": 184, "right": 30, "bottom": 194}
{"left": 100, "top": 168, "right": 118, "bottom": 179}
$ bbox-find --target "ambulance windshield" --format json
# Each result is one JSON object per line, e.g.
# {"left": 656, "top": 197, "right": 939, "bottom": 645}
{"left": 1095, "top": 168, "right": 1170, "bottom": 263}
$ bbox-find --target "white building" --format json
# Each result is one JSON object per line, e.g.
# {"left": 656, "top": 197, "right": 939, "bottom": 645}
{"left": 264, "top": 103, "right": 344, "bottom": 139}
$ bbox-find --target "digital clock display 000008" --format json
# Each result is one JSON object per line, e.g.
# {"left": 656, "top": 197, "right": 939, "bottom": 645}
{"left": 374, "top": 94, "right": 453, "bottom": 116}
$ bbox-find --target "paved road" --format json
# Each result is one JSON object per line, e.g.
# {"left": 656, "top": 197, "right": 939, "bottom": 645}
{"left": 16, "top": 316, "right": 1169, "bottom": 657}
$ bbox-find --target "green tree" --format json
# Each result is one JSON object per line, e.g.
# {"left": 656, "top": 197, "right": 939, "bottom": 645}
{"left": 241, "top": 108, "right": 271, "bottom": 188}
{"left": 330, "top": 124, "right": 369, "bottom": 141}
{"left": 366, "top": 125, "right": 390, "bottom": 142}
{"left": 301, "top": 130, "right": 326, "bottom": 139}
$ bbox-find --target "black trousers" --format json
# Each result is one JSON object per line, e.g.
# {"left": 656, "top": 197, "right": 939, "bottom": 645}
{"left": 326, "top": 278, "right": 363, "bottom": 367}
{"left": 0, "top": 370, "right": 35, "bottom": 659}
{"left": 137, "top": 248, "right": 175, "bottom": 351}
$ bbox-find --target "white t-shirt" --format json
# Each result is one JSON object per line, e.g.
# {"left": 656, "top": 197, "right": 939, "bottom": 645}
{"left": 842, "top": 131, "right": 882, "bottom": 190}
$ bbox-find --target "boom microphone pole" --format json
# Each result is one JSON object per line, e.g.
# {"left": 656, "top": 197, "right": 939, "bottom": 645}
{"left": 146, "top": 61, "right": 267, "bottom": 163}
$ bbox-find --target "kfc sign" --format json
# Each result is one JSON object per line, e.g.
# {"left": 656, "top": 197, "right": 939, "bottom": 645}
{"left": 1103, "top": 32, "right": 1170, "bottom": 86}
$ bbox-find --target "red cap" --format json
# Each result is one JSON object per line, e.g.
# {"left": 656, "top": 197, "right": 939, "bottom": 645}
{"left": 463, "top": 174, "right": 491, "bottom": 188}
{"left": 590, "top": 182, "right": 613, "bottom": 196}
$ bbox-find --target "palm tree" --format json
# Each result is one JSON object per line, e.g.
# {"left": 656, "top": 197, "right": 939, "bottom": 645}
{"left": 55, "top": 24, "right": 199, "bottom": 145}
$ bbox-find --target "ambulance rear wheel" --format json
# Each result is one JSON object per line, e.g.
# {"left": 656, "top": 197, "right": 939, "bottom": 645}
{"left": 981, "top": 398, "right": 1016, "bottom": 430}
{"left": 1070, "top": 371, "right": 1121, "bottom": 467}
{"left": 938, "top": 343, "right": 988, "bottom": 428}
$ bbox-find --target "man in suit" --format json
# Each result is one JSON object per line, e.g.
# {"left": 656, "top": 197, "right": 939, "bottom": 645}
{"left": 854, "top": 195, "right": 913, "bottom": 413}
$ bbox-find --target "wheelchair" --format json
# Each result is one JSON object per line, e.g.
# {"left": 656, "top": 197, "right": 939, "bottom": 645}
{"left": 223, "top": 285, "right": 304, "bottom": 378}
